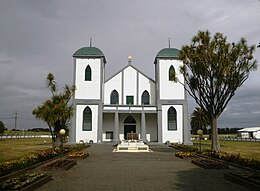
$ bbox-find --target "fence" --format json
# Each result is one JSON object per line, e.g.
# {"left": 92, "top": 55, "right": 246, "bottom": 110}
{"left": 0, "top": 134, "right": 51, "bottom": 139}
{"left": 219, "top": 137, "right": 260, "bottom": 142}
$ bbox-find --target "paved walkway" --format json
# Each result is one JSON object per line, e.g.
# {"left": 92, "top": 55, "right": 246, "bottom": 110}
{"left": 36, "top": 144, "right": 248, "bottom": 191}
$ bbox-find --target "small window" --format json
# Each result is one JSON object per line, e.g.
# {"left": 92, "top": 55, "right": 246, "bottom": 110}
{"left": 126, "top": 96, "right": 134, "bottom": 105}
{"left": 141, "top": 90, "right": 150, "bottom": 105}
{"left": 83, "top": 107, "right": 92, "bottom": 131}
{"left": 168, "top": 107, "right": 177, "bottom": 130}
{"left": 110, "top": 90, "right": 119, "bottom": 104}
{"left": 106, "top": 131, "right": 113, "bottom": 139}
{"left": 85, "top": 65, "right": 92, "bottom": 81}
{"left": 169, "top": 65, "right": 176, "bottom": 81}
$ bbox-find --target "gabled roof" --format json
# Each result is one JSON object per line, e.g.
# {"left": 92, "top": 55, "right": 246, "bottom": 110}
{"left": 105, "top": 64, "right": 155, "bottom": 83}
{"left": 238, "top": 127, "right": 260, "bottom": 132}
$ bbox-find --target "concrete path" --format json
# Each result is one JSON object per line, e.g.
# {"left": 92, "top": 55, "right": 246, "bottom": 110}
{"left": 36, "top": 144, "right": 248, "bottom": 191}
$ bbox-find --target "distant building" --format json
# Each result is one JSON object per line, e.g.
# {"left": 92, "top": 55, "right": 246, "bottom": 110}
{"left": 238, "top": 127, "right": 260, "bottom": 139}
{"left": 69, "top": 45, "right": 191, "bottom": 144}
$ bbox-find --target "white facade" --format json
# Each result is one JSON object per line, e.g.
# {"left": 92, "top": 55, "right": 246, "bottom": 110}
{"left": 69, "top": 46, "right": 191, "bottom": 144}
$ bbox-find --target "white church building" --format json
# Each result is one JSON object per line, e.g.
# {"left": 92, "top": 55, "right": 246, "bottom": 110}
{"left": 69, "top": 45, "right": 191, "bottom": 144}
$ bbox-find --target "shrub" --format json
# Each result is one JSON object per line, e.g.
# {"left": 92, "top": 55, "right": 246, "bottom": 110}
{"left": 206, "top": 151, "right": 260, "bottom": 170}
{"left": 68, "top": 151, "right": 89, "bottom": 158}
{"left": 0, "top": 173, "right": 45, "bottom": 190}
{"left": 175, "top": 152, "right": 196, "bottom": 158}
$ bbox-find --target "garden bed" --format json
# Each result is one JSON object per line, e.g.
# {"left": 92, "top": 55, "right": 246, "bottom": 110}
{"left": 0, "top": 173, "right": 52, "bottom": 191}
{"left": 175, "top": 152, "right": 197, "bottom": 159}
{"left": 68, "top": 151, "right": 89, "bottom": 159}
{"left": 224, "top": 172, "right": 260, "bottom": 190}
{"left": 192, "top": 159, "right": 229, "bottom": 169}
{"left": 42, "top": 159, "right": 77, "bottom": 171}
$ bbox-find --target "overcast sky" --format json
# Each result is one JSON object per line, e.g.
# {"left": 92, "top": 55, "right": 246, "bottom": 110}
{"left": 0, "top": 0, "right": 260, "bottom": 130}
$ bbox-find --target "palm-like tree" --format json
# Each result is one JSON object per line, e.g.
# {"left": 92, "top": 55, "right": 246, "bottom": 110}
{"left": 190, "top": 107, "right": 209, "bottom": 135}
{"left": 33, "top": 73, "right": 75, "bottom": 149}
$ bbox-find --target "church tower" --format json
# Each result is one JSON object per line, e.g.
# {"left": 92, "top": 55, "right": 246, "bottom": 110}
{"left": 69, "top": 46, "right": 106, "bottom": 143}
{"left": 154, "top": 47, "right": 191, "bottom": 144}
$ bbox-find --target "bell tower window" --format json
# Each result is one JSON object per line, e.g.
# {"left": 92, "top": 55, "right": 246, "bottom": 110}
{"left": 85, "top": 65, "right": 92, "bottom": 81}
{"left": 169, "top": 65, "right": 176, "bottom": 81}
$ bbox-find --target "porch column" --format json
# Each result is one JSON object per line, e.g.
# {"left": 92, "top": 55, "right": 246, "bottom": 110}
{"left": 141, "top": 111, "right": 147, "bottom": 142}
{"left": 114, "top": 111, "right": 119, "bottom": 143}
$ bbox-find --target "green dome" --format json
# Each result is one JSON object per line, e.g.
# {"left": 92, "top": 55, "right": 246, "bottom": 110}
{"left": 156, "top": 48, "right": 180, "bottom": 59}
{"left": 73, "top": 47, "right": 106, "bottom": 62}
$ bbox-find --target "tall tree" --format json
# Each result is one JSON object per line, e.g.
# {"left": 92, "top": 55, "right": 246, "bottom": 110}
{"left": 0, "top": 121, "right": 5, "bottom": 134}
{"left": 179, "top": 30, "right": 257, "bottom": 151}
{"left": 190, "top": 107, "right": 209, "bottom": 135}
{"left": 33, "top": 73, "right": 75, "bottom": 149}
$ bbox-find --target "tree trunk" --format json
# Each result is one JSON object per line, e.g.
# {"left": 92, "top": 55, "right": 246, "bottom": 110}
{"left": 51, "top": 137, "right": 56, "bottom": 150}
{"left": 211, "top": 116, "right": 221, "bottom": 152}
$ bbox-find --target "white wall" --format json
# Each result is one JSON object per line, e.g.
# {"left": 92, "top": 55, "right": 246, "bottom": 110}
{"left": 104, "top": 73, "right": 122, "bottom": 104}
{"left": 123, "top": 66, "right": 137, "bottom": 104}
{"left": 138, "top": 73, "right": 156, "bottom": 105}
{"left": 161, "top": 105, "right": 183, "bottom": 143}
{"left": 76, "top": 105, "right": 98, "bottom": 143}
{"left": 104, "top": 65, "right": 156, "bottom": 105}
{"left": 159, "top": 59, "right": 184, "bottom": 100}
{"left": 75, "top": 58, "right": 101, "bottom": 99}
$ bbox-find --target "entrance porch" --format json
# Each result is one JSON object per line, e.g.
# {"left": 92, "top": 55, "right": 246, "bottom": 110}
{"left": 102, "top": 106, "right": 158, "bottom": 142}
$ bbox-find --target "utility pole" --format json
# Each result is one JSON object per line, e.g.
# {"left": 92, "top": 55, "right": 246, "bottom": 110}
{"left": 14, "top": 111, "right": 18, "bottom": 130}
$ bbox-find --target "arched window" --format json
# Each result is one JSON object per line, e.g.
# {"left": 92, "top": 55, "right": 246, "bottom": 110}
{"left": 141, "top": 90, "right": 150, "bottom": 105}
{"left": 85, "top": 65, "right": 91, "bottom": 81}
{"left": 83, "top": 107, "right": 92, "bottom": 131}
{"left": 168, "top": 107, "right": 177, "bottom": 130}
{"left": 110, "top": 90, "right": 119, "bottom": 104}
{"left": 169, "top": 65, "right": 176, "bottom": 81}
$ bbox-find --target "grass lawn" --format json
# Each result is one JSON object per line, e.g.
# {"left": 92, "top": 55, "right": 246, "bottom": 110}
{"left": 193, "top": 139, "right": 260, "bottom": 160}
{"left": 0, "top": 138, "right": 52, "bottom": 163}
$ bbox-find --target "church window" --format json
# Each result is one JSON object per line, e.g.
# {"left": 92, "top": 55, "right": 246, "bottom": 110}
{"left": 85, "top": 65, "right": 92, "bottom": 81}
{"left": 168, "top": 107, "right": 177, "bottom": 130}
{"left": 83, "top": 106, "right": 92, "bottom": 131}
{"left": 141, "top": 90, "right": 150, "bottom": 105}
{"left": 110, "top": 90, "right": 119, "bottom": 104}
{"left": 126, "top": 96, "right": 134, "bottom": 105}
{"left": 169, "top": 65, "right": 176, "bottom": 81}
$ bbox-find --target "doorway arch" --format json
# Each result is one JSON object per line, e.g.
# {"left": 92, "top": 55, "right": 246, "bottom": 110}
{"left": 123, "top": 115, "right": 136, "bottom": 140}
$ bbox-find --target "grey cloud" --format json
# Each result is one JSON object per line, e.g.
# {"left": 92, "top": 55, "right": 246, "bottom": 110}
{"left": 0, "top": 0, "right": 260, "bottom": 130}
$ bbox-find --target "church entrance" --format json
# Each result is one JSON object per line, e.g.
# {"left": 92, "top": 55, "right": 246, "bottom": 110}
{"left": 123, "top": 115, "right": 136, "bottom": 140}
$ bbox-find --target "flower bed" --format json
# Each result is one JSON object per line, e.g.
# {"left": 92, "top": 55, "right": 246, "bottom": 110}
{"left": 68, "top": 151, "right": 89, "bottom": 159}
{"left": 170, "top": 143, "right": 198, "bottom": 152}
{"left": 192, "top": 159, "right": 229, "bottom": 169}
{"left": 175, "top": 152, "right": 196, "bottom": 159}
{"left": 224, "top": 172, "right": 260, "bottom": 190}
{"left": 0, "top": 149, "right": 60, "bottom": 177}
{"left": 0, "top": 173, "right": 52, "bottom": 190}
{"left": 42, "top": 159, "right": 77, "bottom": 171}
{"left": 0, "top": 144, "right": 89, "bottom": 177}
{"left": 204, "top": 151, "right": 260, "bottom": 171}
